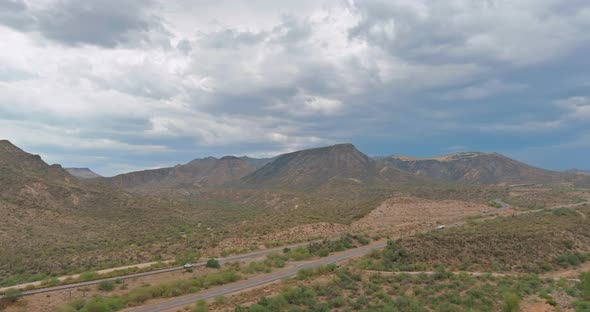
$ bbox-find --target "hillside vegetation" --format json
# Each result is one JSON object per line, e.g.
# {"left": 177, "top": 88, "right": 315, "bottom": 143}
{"left": 356, "top": 206, "right": 590, "bottom": 273}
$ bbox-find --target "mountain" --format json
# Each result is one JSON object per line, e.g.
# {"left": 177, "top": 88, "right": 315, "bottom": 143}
{"left": 377, "top": 152, "right": 568, "bottom": 185}
{"left": 239, "top": 156, "right": 275, "bottom": 169}
{"left": 238, "top": 143, "right": 428, "bottom": 191}
{"left": 0, "top": 140, "right": 220, "bottom": 282}
{"left": 102, "top": 156, "right": 256, "bottom": 190}
{"left": 65, "top": 167, "right": 102, "bottom": 179}
{"left": 566, "top": 169, "right": 590, "bottom": 175}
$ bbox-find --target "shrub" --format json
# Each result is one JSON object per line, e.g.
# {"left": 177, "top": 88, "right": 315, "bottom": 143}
{"left": 282, "top": 286, "right": 317, "bottom": 306}
{"left": 193, "top": 300, "right": 208, "bottom": 312}
{"left": 80, "top": 271, "right": 99, "bottom": 281}
{"left": 3, "top": 288, "right": 21, "bottom": 303}
{"left": 502, "top": 292, "right": 520, "bottom": 312}
{"left": 214, "top": 295, "right": 225, "bottom": 304}
{"left": 176, "top": 251, "right": 200, "bottom": 265}
{"left": 81, "top": 297, "right": 125, "bottom": 312}
{"left": 581, "top": 272, "right": 590, "bottom": 301}
{"left": 205, "top": 259, "right": 221, "bottom": 269}
{"left": 97, "top": 280, "right": 115, "bottom": 292}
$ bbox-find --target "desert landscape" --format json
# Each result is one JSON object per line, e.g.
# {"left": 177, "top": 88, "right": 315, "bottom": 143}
{"left": 2, "top": 1, "right": 590, "bottom": 311}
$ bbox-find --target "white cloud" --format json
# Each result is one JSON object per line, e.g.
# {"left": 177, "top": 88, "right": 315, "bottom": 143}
{"left": 556, "top": 96, "right": 590, "bottom": 120}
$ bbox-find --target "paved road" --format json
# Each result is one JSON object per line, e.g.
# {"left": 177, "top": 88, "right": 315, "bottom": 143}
{"left": 126, "top": 241, "right": 387, "bottom": 312}
{"left": 0, "top": 241, "right": 314, "bottom": 297}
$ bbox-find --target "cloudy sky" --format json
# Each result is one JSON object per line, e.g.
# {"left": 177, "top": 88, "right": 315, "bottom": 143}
{"left": 1, "top": 0, "right": 589, "bottom": 176}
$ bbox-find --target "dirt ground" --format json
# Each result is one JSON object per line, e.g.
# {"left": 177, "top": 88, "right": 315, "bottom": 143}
{"left": 211, "top": 222, "right": 348, "bottom": 256}
{"left": 521, "top": 300, "right": 558, "bottom": 312}
{"left": 543, "top": 262, "right": 590, "bottom": 279}
{"left": 350, "top": 196, "right": 491, "bottom": 236}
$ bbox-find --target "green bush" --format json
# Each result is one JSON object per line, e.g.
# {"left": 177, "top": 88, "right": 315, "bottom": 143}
{"left": 97, "top": 280, "right": 115, "bottom": 292}
{"left": 214, "top": 295, "right": 225, "bottom": 304}
{"left": 81, "top": 297, "right": 124, "bottom": 312}
{"left": 193, "top": 300, "right": 208, "bottom": 312}
{"left": 581, "top": 272, "right": 590, "bottom": 301}
{"left": 3, "top": 288, "right": 21, "bottom": 303}
{"left": 502, "top": 292, "right": 520, "bottom": 312}
{"left": 80, "top": 271, "right": 99, "bottom": 281}
{"left": 205, "top": 259, "right": 220, "bottom": 269}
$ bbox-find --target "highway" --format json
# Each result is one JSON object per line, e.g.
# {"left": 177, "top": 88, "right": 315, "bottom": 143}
{"left": 0, "top": 241, "right": 314, "bottom": 297}
{"left": 126, "top": 241, "right": 387, "bottom": 312}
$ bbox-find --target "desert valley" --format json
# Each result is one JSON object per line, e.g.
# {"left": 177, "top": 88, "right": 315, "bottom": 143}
{"left": 1, "top": 140, "right": 589, "bottom": 311}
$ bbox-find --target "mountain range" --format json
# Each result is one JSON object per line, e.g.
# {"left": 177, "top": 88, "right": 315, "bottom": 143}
{"left": 375, "top": 152, "right": 568, "bottom": 185}
{"left": 1, "top": 139, "right": 588, "bottom": 282}
{"left": 78, "top": 143, "right": 587, "bottom": 190}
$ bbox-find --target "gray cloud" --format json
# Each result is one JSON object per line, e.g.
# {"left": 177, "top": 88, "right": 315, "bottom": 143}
{"left": 0, "top": 0, "right": 169, "bottom": 48}
{"left": 348, "top": 0, "right": 590, "bottom": 66}
{"left": 197, "top": 28, "right": 268, "bottom": 49}
{"left": 0, "top": 0, "right": 35, "bottom": 30}
{"left": 1, "top": 0, "right": 590, "bottom": 174}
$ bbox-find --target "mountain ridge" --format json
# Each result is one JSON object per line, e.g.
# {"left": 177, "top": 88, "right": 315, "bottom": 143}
{"left": 65, "top": 167, "right": 102, "bottom": 179}
{"left": 377, "top": 151, "right": 569, "bottom": 185}
{"left": 101, "top": 155, "right": 257, "bottom": 189}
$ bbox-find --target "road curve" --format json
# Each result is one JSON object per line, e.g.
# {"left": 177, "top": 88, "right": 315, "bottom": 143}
{"left": 126, "top": 241, "right": 387, "bottom": 312}
{"left": 1, "top": 241, "right": 314, "bottom": 297}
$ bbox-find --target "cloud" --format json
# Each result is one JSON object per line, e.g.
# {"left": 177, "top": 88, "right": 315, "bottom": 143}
{"left": 348, "top": 0, "right": 590, "bottom": 66}
{"left": 556, "top": 96, "right": 590, "bottom": 120}
{"left": 0, "top": 0, "right": 170, "bottom": 48}
{"left": 0, "top": 0, "right": 35, "bottom": 30}
{"left": 442, "top": 80, "right": 527, "bottom": 100}
{"left": 0, "top": 0, "right": 589, "bottom": 173}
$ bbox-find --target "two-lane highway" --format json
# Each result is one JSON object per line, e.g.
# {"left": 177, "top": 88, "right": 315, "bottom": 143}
{"left": 126, "top": 241, "right": 387, "bottom": 312}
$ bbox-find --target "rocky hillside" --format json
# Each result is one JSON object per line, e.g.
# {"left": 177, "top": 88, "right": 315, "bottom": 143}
{"left": 238, "top": 144, "right": 429, "bottom": 191}
{"left": 101, "top": 156, "right": 256, "bottom": 190}
{"left": 377, "top": 152, "right": 569, "bottom": 185}
{"left": 65, "top": 167, "right": 102, "bottom": 179}
{"left": 0, "top": 140, "right": 213, "bottom": 282}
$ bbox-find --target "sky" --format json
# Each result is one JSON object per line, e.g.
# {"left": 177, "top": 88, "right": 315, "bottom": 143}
{"left": 0, "top": 0, "right": 589, "bottom": 176}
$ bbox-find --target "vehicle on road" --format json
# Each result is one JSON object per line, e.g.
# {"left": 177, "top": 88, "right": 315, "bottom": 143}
{"left": 436, "top": 225, "right": 446, "bottom": 231}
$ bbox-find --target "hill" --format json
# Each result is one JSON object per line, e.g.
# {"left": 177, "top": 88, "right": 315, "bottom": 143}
{"left": 376, "top": 152, "right": 569, "bottom": 185}
{"left": 566, "top": 169, "right": 590, "bottom": 175}
{"left": 101, "top": 156, "right": 256, "bottom": 190}
{"left": 65, "top": 167, "right": 102, "bottom": 179}
{"left": 238, "top": 144, "right": 429, "bottom": 191}
{"left": 0, "top": 140, "right": 226, "bottom": 284}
